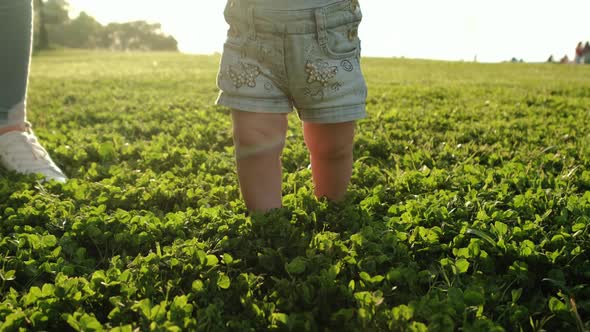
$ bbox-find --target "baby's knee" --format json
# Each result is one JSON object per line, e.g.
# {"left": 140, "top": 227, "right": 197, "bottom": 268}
{"left": 308, "top": 139, "right": 353, "bottom": 160}
{"left": 233, "top": 121, "right": 286, "bottom": 159}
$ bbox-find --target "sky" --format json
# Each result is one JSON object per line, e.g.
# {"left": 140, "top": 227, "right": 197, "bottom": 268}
{"left": 67, "top": 0, "right": 590, "bottom": 63}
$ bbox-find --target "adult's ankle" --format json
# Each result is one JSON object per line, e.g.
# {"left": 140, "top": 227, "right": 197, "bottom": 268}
{"left": 0, "top": 124, "right": 27, "bottom": 135}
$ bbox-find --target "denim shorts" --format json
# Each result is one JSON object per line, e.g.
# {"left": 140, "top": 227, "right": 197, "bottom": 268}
{"left": 216, "top": 0, "right": 367, "bottom": 123}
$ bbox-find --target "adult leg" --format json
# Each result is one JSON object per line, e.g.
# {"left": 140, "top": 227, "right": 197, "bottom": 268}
{"left": 0, "top": 0, "right": 31, "bottom": 130}
{"left": 303, "top": 121, "right": 356, "bottom": 201}
{"left": 0, "top": 0, "right": 66, "bottom": 182}
{"left": 232, "top": 110, "right": 288, "bottom": 212}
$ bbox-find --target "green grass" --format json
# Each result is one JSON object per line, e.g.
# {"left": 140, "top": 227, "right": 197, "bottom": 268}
{"left": 1, "top": 50, "right": 589, "bottom": 331}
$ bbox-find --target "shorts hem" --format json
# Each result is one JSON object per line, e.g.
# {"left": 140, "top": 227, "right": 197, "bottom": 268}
{"left": 298, "top": 104, "right": 367, "bottom": 123}
{"left": 216, "top": 93, "right": 293, "bottom": 114}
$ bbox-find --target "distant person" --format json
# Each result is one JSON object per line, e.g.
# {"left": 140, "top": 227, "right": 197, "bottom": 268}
{"left": 584, "top": 42, "right": 590, "bottom": 64}
{"left": 560, "top": 55, "right": 570, "bottom": 64}
{"left": 575, "top": 42, "right": 584, "bottom": 64}
{"left": 0, "top": 0, "right": 67, "bottom": 182}
{"left": 216, "top": 0, "right": 366, "bottom": 212}
{"left": 547, "top": 55, "right": 555, "bottom": 63}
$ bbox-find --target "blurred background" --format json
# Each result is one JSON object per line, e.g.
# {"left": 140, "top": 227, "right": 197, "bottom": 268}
{"left": 35, "top": 0, "right": 589, "bottom": 63}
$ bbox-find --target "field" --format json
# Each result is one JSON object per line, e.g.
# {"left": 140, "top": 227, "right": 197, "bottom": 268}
{"left": 1, "top": 50, "right": 589, "bottom": 331}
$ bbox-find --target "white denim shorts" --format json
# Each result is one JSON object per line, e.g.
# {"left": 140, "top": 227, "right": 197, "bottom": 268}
{"left": 216, "top": 0, "right": 367, "bottom": 123}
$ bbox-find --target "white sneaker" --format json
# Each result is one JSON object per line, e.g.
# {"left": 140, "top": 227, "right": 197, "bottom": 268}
{"left": 0, "top": 130, "right": 67, "bottom": 183}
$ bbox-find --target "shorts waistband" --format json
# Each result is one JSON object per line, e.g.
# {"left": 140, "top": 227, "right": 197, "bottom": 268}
{"left": 224, "top": 0, "right": 361, "bottom": 34}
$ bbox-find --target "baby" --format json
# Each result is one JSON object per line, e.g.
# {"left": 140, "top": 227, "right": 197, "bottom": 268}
{"left": 216, "top": 0, "right": 366, "bottom": 212}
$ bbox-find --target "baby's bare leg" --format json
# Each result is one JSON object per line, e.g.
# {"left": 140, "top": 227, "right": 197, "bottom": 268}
{"left": 303, "top": 121, "right": 356, "bottom": 201}
{"left": 232, "top": 110, "right": 288, "bottom": 212}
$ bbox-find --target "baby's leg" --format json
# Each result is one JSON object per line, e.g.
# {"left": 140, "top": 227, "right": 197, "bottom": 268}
{"left": 303, "top": 121, "right": 356, "bottom": 201}
{"left": 232, "top": 110, "right": 288, "bottom": 212}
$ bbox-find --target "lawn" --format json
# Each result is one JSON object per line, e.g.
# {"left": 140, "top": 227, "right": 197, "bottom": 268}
{"left": 1, "top": 50, "right": 589, "bottom": 331}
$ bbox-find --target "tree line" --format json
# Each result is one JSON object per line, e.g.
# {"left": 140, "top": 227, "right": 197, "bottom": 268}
{"left": 34, "top": 0, "right": 178, "bottom": 52}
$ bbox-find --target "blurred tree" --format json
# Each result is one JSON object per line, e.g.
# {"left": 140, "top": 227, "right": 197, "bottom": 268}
{"left": 33, "top": 0, "right": 178, "bottom": 52}
{"left": 44, "top": 0, "right": 69, "bottom": 24}
{"left": 34, "top": 0, "right": 69, "bottom": 50}
{"left": 50, "top": 12, "right": 103, "bottom": 48}
{"left": 101, "top": 21, "right": 178, "bottom": 51}
{"left": 34, "top": 0, "right": 49, "bottom": 50}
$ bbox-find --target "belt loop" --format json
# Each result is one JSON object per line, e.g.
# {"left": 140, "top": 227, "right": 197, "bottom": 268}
{"left": 315, "top": 8, "right": 327, "bottom": 47}
{"left": 247, "top": 6, "right": 256, "bottom": 40}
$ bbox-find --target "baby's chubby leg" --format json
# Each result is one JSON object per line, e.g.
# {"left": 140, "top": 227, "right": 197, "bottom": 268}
{"left": 303, "top": 121, "right": 356, "bottom": 201}
{"left": 232, "top": 110, "right": 288, "bottom": 212}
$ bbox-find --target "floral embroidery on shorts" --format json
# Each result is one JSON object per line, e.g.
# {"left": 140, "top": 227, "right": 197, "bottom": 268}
{"left": 303, "top": 86, "right": 325, "bottom": 99}
{"left": 330, "top": 82, "right": 342, "bottom": 92}
{"left": 227, "top": 62, "right": 261, "bottom": 88}
{"left": 305, "top": 60, "right": 338, "bottom": 87}
{"left": 341, "top": 59, "right": 354, "bottom": 72}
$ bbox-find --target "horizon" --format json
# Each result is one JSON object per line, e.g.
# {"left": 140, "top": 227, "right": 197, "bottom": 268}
{"left": 67, "top": 0, "right": 589, "bottom": 63}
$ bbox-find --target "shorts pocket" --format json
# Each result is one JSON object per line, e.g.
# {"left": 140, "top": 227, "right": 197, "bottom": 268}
{"left": 321, "top": 23, "right": 360, "bottom": 60}
{"left": 315, "top": 5, "right": 362, "bottom": 60}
